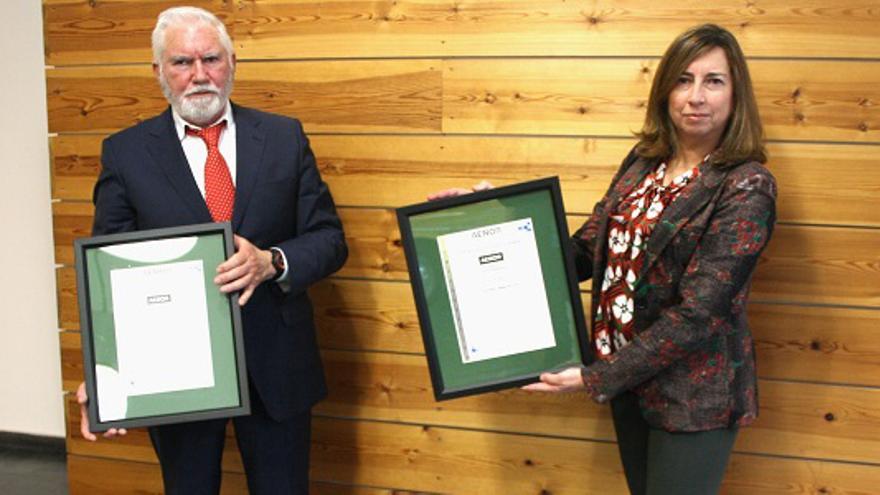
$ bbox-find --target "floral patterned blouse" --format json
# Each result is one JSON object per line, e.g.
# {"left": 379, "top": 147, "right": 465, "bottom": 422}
{"left": 593, "top": 161, "right": 701, "bottom": 359}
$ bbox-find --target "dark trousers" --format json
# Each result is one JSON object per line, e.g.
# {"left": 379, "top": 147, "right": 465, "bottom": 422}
{"left": 148, "top": 390, "right": 312, "bottom": 495}
{"left": 611, "top": 392, "right": 738, "bottom": 495}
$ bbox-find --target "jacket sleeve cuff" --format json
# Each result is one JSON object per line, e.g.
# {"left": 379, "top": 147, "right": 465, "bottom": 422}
{"left": 270, "top": 247, "right": 292, "bottom": 293}
{"left": 581, "top": 364, "right": 610, "bottom": 404}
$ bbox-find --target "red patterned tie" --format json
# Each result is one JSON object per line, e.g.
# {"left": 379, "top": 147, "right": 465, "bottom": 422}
{"left": 186, "top": 121, "right": 235, "bottom": 222}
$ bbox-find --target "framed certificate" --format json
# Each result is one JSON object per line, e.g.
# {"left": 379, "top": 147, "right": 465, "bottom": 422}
{"left": 397, "top": 177, "right": 589, "bottom": 400}
{"left": 74, "top": 222, "right": 249, "bottom": 432}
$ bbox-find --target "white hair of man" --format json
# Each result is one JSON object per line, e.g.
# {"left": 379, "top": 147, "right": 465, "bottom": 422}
{"left": 152, "top": 6, "right": 235, "bottom": 125}
{"left": 151, "top": 6, "right": 234, "bottom": 65}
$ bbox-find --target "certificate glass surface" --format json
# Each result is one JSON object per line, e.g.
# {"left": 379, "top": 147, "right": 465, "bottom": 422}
{"left": 75, "top": 223, "right": 249, "bottom": 431}
{"left": 397, "top": 177, "right": 588, "bottom": 400}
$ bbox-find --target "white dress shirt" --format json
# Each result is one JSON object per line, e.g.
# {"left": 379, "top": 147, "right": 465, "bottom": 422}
{"left": 172, "top": 103, "right": 290, "bottom": 283}
{"left": 172, "top": 104, "right": 237, "bottom": 195}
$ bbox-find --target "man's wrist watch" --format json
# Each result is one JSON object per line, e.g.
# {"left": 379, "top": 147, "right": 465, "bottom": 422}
{"left": 270, "top": 247, "right": 286, "bottom": 281}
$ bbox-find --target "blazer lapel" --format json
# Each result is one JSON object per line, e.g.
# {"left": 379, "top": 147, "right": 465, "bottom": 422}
{"left": 231, "top": 104, "right": 267, "bottom": 231}
{"left": 147, "top": 108, "right": 213, "bottom": 223}
{"left": 639, "top": 162, "right": 730, "bottom": 279}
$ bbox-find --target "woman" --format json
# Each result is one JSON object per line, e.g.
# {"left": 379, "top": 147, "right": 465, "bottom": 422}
{"left": 434, "top": 24, "right": 776, "bottom": 494}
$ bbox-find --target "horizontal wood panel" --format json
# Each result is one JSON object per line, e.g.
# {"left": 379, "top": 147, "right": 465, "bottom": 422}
{"left": 61, "top": 335, "right": 880, "bottom": 463}
{"left": 66, "top": 454, "right": 421, "bottom": 495}
{"left": 59, "top": 280, "right": 880, "bottom": 389}
{"left": 56, "top": 266, "right": 77, "bottom": 331}
{"left": 53, "top": 205, "right": 880, "bottom": 307}
{"left": 750, "top": 304, "right": 880, "bottom": 386}
{"left": 318, "top": 351, "right": 880, "bottom": 464}
{"left": 750, "top": 223, "right": 880, "bottom": 307}
{"left": 47, "top": 60, "right": 880, "bottom": 143}
{"left": 43, "top": 0, "right": 231, "bottom": 66}
{"left": 347, "top": 214, "right": 880, "bottom": 307}
{"left": 45, "top": 0, "right": 880, "bottom": 64}
{"left": 316, "top": 281, "right": 880, "bottom": 387}
{"left": 67, "top": 453, "right": 248, "bottom": 495}
{"left": 63, "top": 402, "right": 880, "bottom": 494}
{"left": 47, "top": 60, "right": 442, "bottom": 134}
{"left": 443, "top": 58, "right": 880, "bottom": 143}
{"left": 50, "top": 134, "right": 880, "bottom": 227}
{"left": 331, "top": 360, "right": 880, "bottom": 465}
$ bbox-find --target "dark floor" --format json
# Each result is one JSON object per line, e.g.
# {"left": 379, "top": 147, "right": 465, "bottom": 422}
{"left": 0, "top": 433, "right": 68, "bottom": 495}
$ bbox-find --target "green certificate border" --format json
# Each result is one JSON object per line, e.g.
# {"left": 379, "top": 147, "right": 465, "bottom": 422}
{"left": 397, "top": 177, "right": 588, "bottom": 400}
{"left": 74, "top": 222, "right": 249, "bottom": 432}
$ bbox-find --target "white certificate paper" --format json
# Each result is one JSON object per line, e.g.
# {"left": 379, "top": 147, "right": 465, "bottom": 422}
{"left": 108, "top": 260, "right": 215, "bottom": 399}
{"left": 437, "top": 218, "right": 556, "bottom": 363}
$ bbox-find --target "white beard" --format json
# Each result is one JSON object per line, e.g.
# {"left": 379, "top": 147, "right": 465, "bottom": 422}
{"left": 159, "top": 70, "right": 233, "bottom": 126}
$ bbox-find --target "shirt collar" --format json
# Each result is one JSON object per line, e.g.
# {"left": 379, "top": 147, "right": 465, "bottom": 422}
{"left": 172, "top": 102, "right": 235, "bottom": 141}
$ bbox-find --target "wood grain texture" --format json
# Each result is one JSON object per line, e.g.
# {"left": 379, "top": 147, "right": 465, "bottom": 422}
{"left": 52, "top": 205, "right": 880, "bottom": 307}
{"left": 721, "top": 454, "right": 880, "bottom": 495}
{"left": 67, "top": 455, "right": 419, "bottom": 495}
{"left": 67, "top": 454, "right": 248, "bottom": 495}
{"left": 59, "top": 281, "right": 880, "bottom": 390}
{"left": 56, "top": 266, "right": 78, "bottom": 331}
{"left": 47, "top": 59, "right": 879, "bottom": 142}
{"left": 311, "top": 279, "right": 425, "bottom": 355}
{"left": 46, "top": 60, "right": 442, "bottom": 134}
{"left": 752, "top": 304, "right": 880, "bottom": 387}
{"left": 317, "top": 281, "right": 880, "bottom": 387}
{"left": 51, "top": 201, "right": 91, "bottom": 267}
{"left": 45, "top": 2, "right": 880, "bottom": 491}
{"left": 50, "top": 134, "right": 880, "bottom": 227}
{"left": 443, "top": 58, "right": 880, "bottom": 143}
{"left": 45, "top": 0, "right": 880, "bottom": 64}
{"left": 60, "top": 282, "right": 880, "bottom": 395}
{"left": 336, "top": 211, "right": 880, "bottom": 307}
{"left": 318, "top": 351, "right": 880, "bottom": 465}
{"left": 337, "top": 214, "right": 880, "bottom": 307}
{"left": 741, "top": 380, "right": 880, "bottom": 464}
{"left": 61, "top": 334, "right": 880, "bottom": 463}
{"left": 63, "top": 402, "right": 880, "bottom": 494}
{"left": 750, "top": 223, "right": 880, "bottom": 307}
{"left": 43, "top": 0, "right": 231, "bottom": 65}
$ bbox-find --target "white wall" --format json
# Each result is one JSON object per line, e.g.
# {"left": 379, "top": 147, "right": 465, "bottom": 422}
{"left": 0, "top": 2, "right": 65, "bottom": 437}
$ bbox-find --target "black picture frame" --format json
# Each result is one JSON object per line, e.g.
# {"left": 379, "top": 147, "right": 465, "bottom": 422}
{"left": 74, "top": 222, "right": 249, "bottom": 432}
{"left": 396, "top": 177, "right": 589, "bottom": 400}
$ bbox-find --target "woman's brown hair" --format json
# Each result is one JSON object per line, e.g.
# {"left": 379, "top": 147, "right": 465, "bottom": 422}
{"left": 635, "top": 24, "right": 767, "bottom": 166}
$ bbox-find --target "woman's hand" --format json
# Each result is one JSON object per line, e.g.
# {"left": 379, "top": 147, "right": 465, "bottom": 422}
{"left": 77, "top": 381, "right": 127, "bottom": 441}
{"left": 521, "top": 366, "right": 586, "bottom": 393}
{"left": 427, "top": 180, "right": 493, "bottom": 201}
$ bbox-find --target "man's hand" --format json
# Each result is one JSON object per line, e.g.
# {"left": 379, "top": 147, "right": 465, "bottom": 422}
{"left": 427, "top": 180, "right": 493, "bottom": 201}
{"left": 521, "top": 367, "right": 585, "bottom": 393}
{"left": 76, "top": 382, "right": 126, "bottom": 441}
{"left": 215, "top": 234, "right": 277, "bottom": 306}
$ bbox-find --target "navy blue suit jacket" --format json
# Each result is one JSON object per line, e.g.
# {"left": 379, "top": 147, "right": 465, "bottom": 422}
{"left": 92, "top": 104, "right": 348, "bottom": 421}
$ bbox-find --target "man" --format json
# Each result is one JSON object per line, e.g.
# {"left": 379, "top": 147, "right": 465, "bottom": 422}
{"left": 76, "top": 6, "right": 348, "bottom": 494}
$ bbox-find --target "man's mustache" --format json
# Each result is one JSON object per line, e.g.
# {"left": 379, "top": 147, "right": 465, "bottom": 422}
{"left": 183, "top": 85, "right": 221, "bottom": 97}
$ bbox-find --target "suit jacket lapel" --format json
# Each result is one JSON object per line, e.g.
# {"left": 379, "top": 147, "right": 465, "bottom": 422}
{"left": 232, "top": 104, "right": 267, "bottom": 231}
{"left": 639, "top": 162, "right": 730, "bottom": 278}
{"left": 147, "top": 108, "right": 213, "bottom": 223}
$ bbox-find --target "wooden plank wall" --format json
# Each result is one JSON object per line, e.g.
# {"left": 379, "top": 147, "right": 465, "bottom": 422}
{"left": 44, "top": 1, "right": 880, "bottom": 493}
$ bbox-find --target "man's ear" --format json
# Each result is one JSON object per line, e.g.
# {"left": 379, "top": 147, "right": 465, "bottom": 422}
{"left": 152, "top": 63, "right": 160, "bottom": 78}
